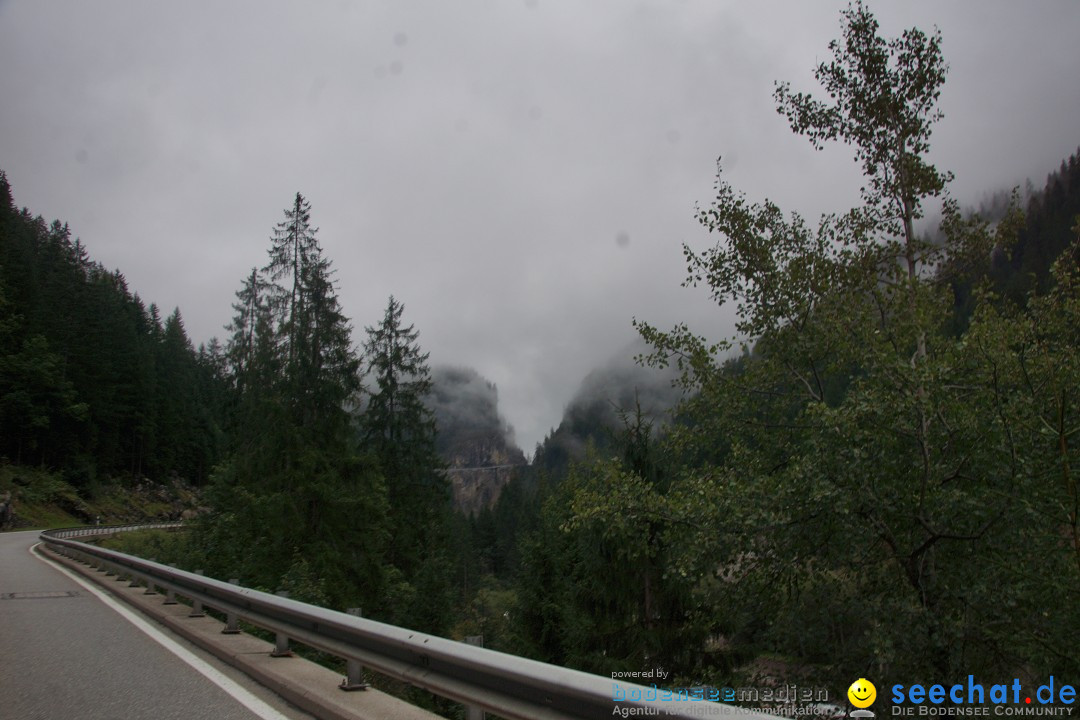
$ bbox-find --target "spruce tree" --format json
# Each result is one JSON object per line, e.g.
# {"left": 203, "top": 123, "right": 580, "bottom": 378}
{"left": 264, "top": 192, "right": 318, "bottom": 369}
{"left": 225, "top": 267, "right": 275, "bottom": 400}
{"left": 362, "top": 296, "right": 437, "bottom": 462}
{"left": 204, "top": 193, "right": 387, "bottom": 611}
{"left": 361, "top": 295, "right": 451, "bottom": 630}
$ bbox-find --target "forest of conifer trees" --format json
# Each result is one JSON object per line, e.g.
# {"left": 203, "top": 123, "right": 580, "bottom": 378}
{"left": 0, "top": 170, "right": 223, "bottom": 485}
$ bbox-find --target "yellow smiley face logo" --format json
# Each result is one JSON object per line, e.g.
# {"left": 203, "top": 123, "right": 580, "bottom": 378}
{"left": 848, "top": 678, "right": 876, "bottom": 708}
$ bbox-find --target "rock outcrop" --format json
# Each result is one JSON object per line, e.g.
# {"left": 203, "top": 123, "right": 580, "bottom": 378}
{"left": 428, "top": 366, "right": 527, "bottom": 514}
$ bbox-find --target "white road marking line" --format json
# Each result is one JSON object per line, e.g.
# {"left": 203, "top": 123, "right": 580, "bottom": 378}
{"left": 31, "top": 542, "right": 293, "bottom": 720}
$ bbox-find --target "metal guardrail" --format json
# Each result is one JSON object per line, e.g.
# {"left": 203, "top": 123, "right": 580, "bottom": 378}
{"left": 40, "top": 524, "right": 778, "bottom": 720}
{"left": 46, "top": 522, "right": 184, "bottom": 538}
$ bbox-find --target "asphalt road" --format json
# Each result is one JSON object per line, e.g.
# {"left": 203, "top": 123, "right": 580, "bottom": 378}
{"left": 0, "top": 529, "right": 316, "bottom": 720}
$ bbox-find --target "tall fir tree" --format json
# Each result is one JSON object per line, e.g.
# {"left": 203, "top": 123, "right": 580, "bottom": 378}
{"left": 264, "top": 192, "right": 319, "bottom": 370}
{"left": 362, "top": 297, "right": 437, "bottom": 462}
{"left": 203, "top": 193, "right": 388, "bottom": 611}
{"left": 361, "top": 295, "right": 452, "bottom": 631}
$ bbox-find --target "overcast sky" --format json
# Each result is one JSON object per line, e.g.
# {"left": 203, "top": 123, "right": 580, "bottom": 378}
{"left": 2, "top": 1, "right": 1078, "bottom": 453}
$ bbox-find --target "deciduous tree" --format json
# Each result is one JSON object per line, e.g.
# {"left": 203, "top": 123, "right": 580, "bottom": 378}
{"left": 626, "top": 1, "right": 1079, "bottom": 683}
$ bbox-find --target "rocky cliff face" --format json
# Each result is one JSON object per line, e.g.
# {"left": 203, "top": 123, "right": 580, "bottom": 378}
{"left": 532, "top": 340, "right": 682, "bottom": 474}
{"left": 445, "top": 446, "right": 523, "bottom": 516}
{"left": 428, "top": 366, "right": 527, "bottom": 514}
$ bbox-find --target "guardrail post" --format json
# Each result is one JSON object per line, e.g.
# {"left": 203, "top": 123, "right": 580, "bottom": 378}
{"left": 464, "top": 635, "right": 486, "bottom": 720}
{"left": 142, "top": 561, "right": 157, "bottom": 595}
{"left": 270, "top": 591, "right": 293, "bottom": 657}
{"left": 189, "top": 570, "right": 206, "bottom": 617}
{"left": 163, "top": 565, "right": 178, "bottom": 605}
{"left": 339, "top": 608, "right": 370, "bottom": 691}
{"left": 222, "top": 579, "right": 241, "bottom": 634}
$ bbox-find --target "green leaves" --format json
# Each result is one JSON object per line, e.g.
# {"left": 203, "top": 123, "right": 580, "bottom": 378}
{"left": 633, "top": 1, "right": 1080, "bottom": 685}
{"left": 0, "top": 335, "right": 88, "bottom": 459}
{"left": 775, "top": 0, "right": 950, "bottom": 226}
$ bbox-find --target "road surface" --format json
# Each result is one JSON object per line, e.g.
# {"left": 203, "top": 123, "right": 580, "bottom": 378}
{"left": 0, "top": 529, "right": 315, "bottom": 720}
